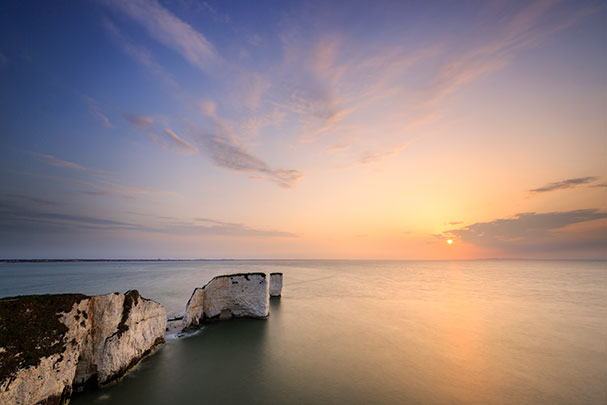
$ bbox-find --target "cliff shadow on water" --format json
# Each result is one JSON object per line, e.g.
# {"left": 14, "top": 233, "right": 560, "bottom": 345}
{"left": 71, "top": 299, "right": 283, "bottom": 404}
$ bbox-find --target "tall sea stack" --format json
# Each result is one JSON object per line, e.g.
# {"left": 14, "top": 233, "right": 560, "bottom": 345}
{"left": 269, "top": 273, "right": 283, "bottom": 297}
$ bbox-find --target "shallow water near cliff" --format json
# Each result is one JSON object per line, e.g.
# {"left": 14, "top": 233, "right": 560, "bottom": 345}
{"left": 1, "top": 260, "right": 606, "bottom": 404}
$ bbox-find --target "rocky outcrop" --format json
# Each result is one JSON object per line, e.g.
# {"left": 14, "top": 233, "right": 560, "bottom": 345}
{"left": 0, "top": 291, "right": 166, "bottom": 405}
{"left": 182, "top": 288, "right": 204, "bottom": 330}
{"left": 270, "top": 273, "right": 283, "bottom": 297}
{"left": 0, "top": 294, "right": 90, "bottom": 405}
{"left": 203, "top": 273, "right": 269, "bottom": 320}
{"left": 181, "top": 273, "right": 269, "bottom": 330}
{"left": 74, "top": 290, "right": 166, "bottom": 385}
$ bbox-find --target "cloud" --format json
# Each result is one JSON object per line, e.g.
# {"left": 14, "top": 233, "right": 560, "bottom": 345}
{"left": 194, "top": 105, "right": 304, "bottom": 188}
{"left": 2, "top": 194, "right": 61, "bottom": 207}
{"left": 32, "top": 153, "right": 86, "bottom": 171}
{"left": 449, "top": 221, "right": 463, "bottom": 225}
{"left": 162, "top": 128, "right": 198, "bottom": 154}
{"left": 0, "top": 203, "right": 138, "bottom": 233}
{"left": 324, "top": 144, "right": 350, "bottom": 154}
{"left": 443, "top": 209, "right": 607, "bottom": 252}
{"left": 417, "top": 1, "right": 599, "bottom": 110}
{"left": 357, "top": 145, "right": 407, "bottom": 165}
{"left": 85, "top": 96, "right": 113, "bottom": 128}
{"left": 127, "top": 114, "right": 155, "bottom": 128}
{"left": 103, "top": 18, "right": 181, "bottom": 92}
{"left": 69, "top": 177, "right": 179, "bottom": 198}
{"left": 127, "top": 114, "right": 197, "bottom": 155}
{"left": 273, "top": 1, "right": 598, "bottom": 169}
{"left": 530, "top": 176, "right": 600, "bottom": 193}
{"left": 100, "top": 0, "right": 219, "bottom": 74}
{"left": 230, "top": 72, "right": 270, "bottom": 111}
{"left": 199, "top": 132, "right": 303, "bottom": 188}
{"left": 0, "top": 203, "right": 295, "bottom": 239}
{"left": 18, "top": 170, "right": 178, "bottom": 199}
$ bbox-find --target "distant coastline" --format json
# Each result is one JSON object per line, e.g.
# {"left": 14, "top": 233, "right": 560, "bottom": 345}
{"left": 1, "top": 258, "right": 604, "bottom": 263}
{"left": 0, "top": 259, "right": 237, "bottom": 263}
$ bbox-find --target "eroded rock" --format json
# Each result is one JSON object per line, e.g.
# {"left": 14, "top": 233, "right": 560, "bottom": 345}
{"left": 0, "top": 291, "right": 166, "bottom": 404}
{"left": 203, "top": 273, "right": 269, "bottom": 320}
{"left": 182, "top": 288, "right": 204, "bottom": 330}
{"left": 75, "top": 290, "right": 166, "bottom": 385}
{"left": 270, "top": 273, "right": 283, "bottom": 297}
{"left": 0, "top": 294, "right": 90, "bottom": 405}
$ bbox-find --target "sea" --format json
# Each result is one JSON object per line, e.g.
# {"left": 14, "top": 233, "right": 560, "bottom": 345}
{"left": 1, "top": 260, "right": 606, "bottom": 404}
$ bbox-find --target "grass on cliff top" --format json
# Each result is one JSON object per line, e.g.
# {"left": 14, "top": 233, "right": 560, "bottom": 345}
{"left": 0, "top": 294, "right": 88, "bottom": 385}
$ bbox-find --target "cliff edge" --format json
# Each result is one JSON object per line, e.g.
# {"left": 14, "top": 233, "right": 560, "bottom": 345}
{"left": 0, "top": 291, "right": 166, "bottom": 405}
{"left": 182, "top": 273, "right": 270, "bottom": 330}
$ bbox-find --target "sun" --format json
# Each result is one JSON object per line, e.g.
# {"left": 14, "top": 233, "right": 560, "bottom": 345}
{"left": 447, "top": 239, "right": 453, "bottom": 245}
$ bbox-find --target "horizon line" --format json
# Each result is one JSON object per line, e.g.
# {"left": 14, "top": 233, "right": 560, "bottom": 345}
{"left": 1, "top": 258, "right": 605, "bottom": 263}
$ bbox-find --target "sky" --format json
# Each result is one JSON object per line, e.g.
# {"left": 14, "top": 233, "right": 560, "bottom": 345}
{"left": 0, "top": 0, "right": 605, "bottom": 259}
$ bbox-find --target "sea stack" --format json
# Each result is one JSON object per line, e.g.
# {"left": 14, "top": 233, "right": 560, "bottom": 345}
{"left": 270, "top": 273, "right": 283, "bottom": 297}
{"left": 0, "top": 291, "right": 166, "bottom": 405}
{"left": 182, "top": 287, "right": 204, "bottom": 330}
{"left": 182, "top": 273, "right": 269, "bottom": 330}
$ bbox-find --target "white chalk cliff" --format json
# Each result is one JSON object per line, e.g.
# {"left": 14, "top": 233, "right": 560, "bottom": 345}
{"left": 1, "top": 272, "right": 282, "bottom": 403}
{"left": 182, "top": 288, "right": 204, "bottom": 330}
{"left": 181, "top": 273, "right": 269, "bottom": 330}
{"left": 0, "top": 291, "right": 166, "bottom": 405}
{"left": 270, "top": 273, "right": 283, "bottom": 297}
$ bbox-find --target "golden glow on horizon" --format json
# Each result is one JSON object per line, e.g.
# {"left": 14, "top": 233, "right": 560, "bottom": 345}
{"left": 447, "top": 240, "right": 453, "bottom": 245}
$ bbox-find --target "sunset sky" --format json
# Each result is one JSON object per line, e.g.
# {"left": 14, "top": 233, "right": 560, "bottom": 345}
{"left": 0, "top": 0, "right": 605, "bottom": 259}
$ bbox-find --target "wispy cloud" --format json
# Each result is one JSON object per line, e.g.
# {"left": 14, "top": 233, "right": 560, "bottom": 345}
{"left": 0, "top": 202, "right": 296, "bottom": 238}
{"left": 417, "top": 1, "right": 600, "bottom": 110}
{"left": 32, "top": 152, "right": 86, "bottom": 171}
{"left": 530, "top": 176, "right": 600, "bottom": 193}
{"left": 281, "top": 1, "right": 600, "bottom": 168}
{"left": 16, "top": 169, "right": 178, "bottom": 199}
{"left": 100, "top": 0, "right": 219, "bottom": 74}
{"left": 0, "top": 202, "right": 138, "bottom": 232}
{"left": 2, "top": 193, "right": 61, "bottom": 207}
{"left": 443, "top": 209, "right": 607, "bottom": 252}
{"left": 103, "top": 18, "right": 181, "bottom": 92}
{"left": 199, "top": 132, "right": 303, "bottom": 188}
{"left": 158, "top": 128, "right": 198, "bottom": 155}
{"left": 85, "top": 96, "right": 113, "bottom": 128}
{"left": 126, "top": 114, "right": 197, "bottom": 155}
{"left": 357, "top": 145, "right": 407, "bottom": 165}
{"left": 192, "top": 105, "right": 304, "bottom": 188}
{"left": 163, "top": 128, "right": 197, "bottom": 152}
{"left": 66, "top": 177, "right": 179, "bottom": 198}
{"left": 127, "top": 114, "right": 155, "bottom": 129}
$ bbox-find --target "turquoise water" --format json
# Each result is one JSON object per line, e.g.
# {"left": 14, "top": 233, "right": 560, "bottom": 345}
{"left": 1, "top": 260, "right": 606, "bottom": 404}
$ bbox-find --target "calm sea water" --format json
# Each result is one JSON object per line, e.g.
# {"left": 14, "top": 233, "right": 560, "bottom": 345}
{"left": 1, "top": 260, "right": 606, "bottom": 404}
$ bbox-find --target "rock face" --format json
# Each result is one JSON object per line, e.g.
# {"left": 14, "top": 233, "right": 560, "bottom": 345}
{"left": 203, "top": 273, "right": 269, "bottom": 319}
{"left": 0, "top": 294, "right": 90, "bottom": 405}
{"left": 270, "top": 273, "right": 283, "bottom": 297}
{"left": 74, "top": 290, "right": 166, "bottom": 385}
{"left": 0, "top": 291, "right": 166, "bottom": 405}
{"left": 182, "top": 273, "right": 269, "bottom": 330}
{"left": 182, "top": 288, "right": 204, "bottom": 330}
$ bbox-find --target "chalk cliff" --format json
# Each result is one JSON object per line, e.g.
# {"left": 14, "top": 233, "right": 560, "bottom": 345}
{"left": 270, "top": 273, "right": 283, "bottom": 297}
{"left": 182, "top": 288, "right": 204, "bottom": 330}
{"left": 181, "top": 273, "right": 269, "bottom": 329}
{"left": 203, "top": 273, "right": 269, "bottom": 320}
{"left": 74, "top": 290, "right": 166, "bottom": 385}
{"left": 0, "top": 291, "right": 166, "bottom": 405}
